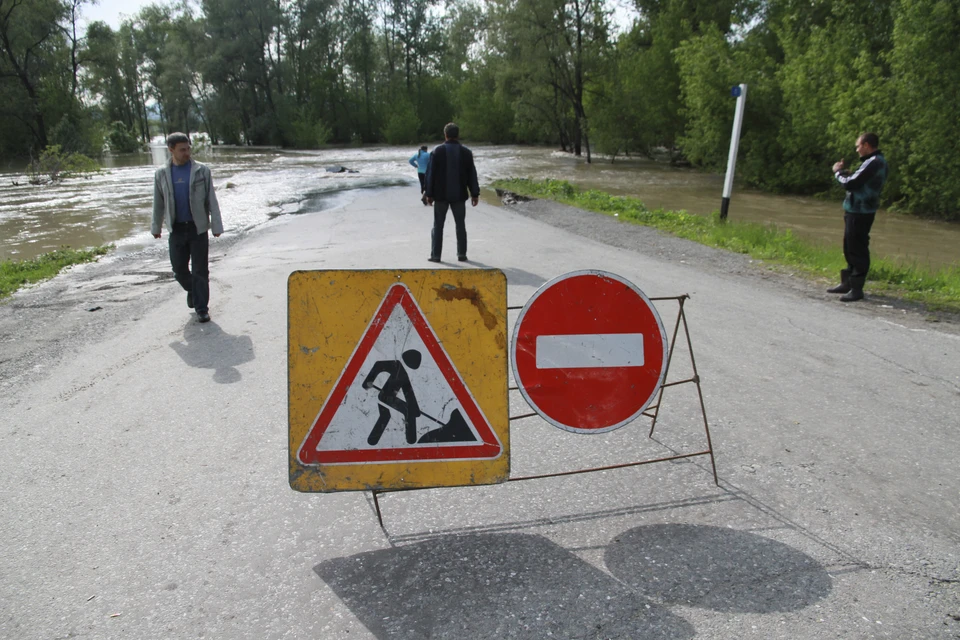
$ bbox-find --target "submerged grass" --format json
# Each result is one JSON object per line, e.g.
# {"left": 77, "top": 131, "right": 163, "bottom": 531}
{"left": 0, "top": 246, "right": 111, "bottom": 300}
{"left": 494, "top": 178, "right": 960, "bottom": 314}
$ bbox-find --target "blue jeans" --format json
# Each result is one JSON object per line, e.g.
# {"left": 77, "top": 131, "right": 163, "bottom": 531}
{"left": 169, "top": 222, "right": 210, "bottom": 313}
{"left": 431, "top": 200, "right": 467, "bottom": 259}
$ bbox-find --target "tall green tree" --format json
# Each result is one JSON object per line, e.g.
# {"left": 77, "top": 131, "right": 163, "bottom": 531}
{"left": 488, "top": 0, "right": 612, "bottom": 159}
{"left": 0, "top": 0, "right": 69, "bottom": 153}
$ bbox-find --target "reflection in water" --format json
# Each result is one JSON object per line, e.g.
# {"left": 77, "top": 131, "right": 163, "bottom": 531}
{"left": 1, "top": 145, "right": 957, "bottom": 269}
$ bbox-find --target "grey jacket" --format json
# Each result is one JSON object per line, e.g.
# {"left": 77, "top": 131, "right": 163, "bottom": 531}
{"left": 152, "top": 160, "right": 223, "bottom": 235}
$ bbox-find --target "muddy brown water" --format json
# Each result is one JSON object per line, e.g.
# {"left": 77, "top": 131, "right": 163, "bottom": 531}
{"left": 1, "top": 145, "right": 957, "bottom": 270}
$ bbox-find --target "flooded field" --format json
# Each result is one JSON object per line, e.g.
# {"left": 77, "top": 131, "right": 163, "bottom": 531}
{"left": 1, "top": 145, "right": 957, "bottom": 269}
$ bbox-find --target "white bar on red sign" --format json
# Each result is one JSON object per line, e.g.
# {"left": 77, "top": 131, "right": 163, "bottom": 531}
{"left": 535, "top": 333, "right": 645, "bottom": 369}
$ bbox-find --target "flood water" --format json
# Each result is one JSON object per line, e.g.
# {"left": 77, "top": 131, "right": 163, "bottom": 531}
{"left": 1, "top": 145, "right": 957, "bottom": 270}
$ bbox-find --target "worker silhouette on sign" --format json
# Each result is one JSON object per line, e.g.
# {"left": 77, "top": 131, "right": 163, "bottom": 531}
{"left": 362, "top": 349, "right": 423, "bottom": 445}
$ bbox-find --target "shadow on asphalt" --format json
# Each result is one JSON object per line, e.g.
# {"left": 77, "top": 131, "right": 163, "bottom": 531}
{"left": 169, "top": 319, "right": 254, "bottom": 384}
{"left": 461, "top": 260, "right": 548, "bottom": 289}
{"left": 604, "top": 524, "right": 832, "bottom": 613}
{"left": 315, "top": 532, "right": 695, "bottom": 640}
{"left": 315, "top": 525, "right": 830, "bottom": 637}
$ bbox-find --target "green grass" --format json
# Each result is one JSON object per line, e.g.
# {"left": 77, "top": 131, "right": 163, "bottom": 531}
{"left": 493, "top": 178, "right": 960, "bottom": 314}
{"left": 0, "top": 246, "right": 112, "bottom": 300}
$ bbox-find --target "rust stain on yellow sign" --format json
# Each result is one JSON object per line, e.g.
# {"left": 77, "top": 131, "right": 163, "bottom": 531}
{"left": 288, "top": 269, "right": 509, "bottom": 492}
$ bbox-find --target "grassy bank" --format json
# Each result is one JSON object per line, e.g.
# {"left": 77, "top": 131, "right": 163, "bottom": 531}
{"left": 493, "top": 178, "right": 960, "bottom": 314}
{"left": 0, "top": 246, "right": 111, "bottom": 300}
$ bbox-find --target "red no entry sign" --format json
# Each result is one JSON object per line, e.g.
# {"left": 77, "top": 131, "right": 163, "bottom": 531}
{"left": 511, "top": 270, "right": 668, "bottom": 433}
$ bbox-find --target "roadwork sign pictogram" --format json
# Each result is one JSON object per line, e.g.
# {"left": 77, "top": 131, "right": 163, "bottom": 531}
{"left": 511, "top": 270, "right": 668, "bottom": 434}
{"left": 289, "top": 270, "right": 509, "bottom": 492}
{"left": 297, "top": 283, "right": 501, "bottom": 464}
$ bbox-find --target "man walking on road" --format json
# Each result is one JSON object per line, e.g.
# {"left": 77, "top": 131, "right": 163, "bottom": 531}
{"left": 425, "top": 122, "right": 480, "bottom": 263}
{"left": 152, "top": 132, "right": 223, "bottom": 323}
{"left": 829, "top": 132, "right": 888, "bottom": 302}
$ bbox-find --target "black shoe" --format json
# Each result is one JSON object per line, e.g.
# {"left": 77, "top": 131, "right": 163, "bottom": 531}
{"left": 827, "top": 269, "right": 851, "bottom": 294}
{"left": 197, "top": 311, "right": 211, "bottom": 322}
{"left": 428, "top": 256, "right": 441, "bottom": 263}
{"left": 458, "top": 255, "right": 468, "bottom": 262}
{"left": 187, "top": 292, "right": 194, "bottom": 308}
{"left": 840, "top": 289, "right": 864, "bottom": 302}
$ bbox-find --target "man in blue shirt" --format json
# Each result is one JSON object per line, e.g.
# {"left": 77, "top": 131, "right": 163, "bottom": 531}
{"left": 424, "top": 123, "right": 480, "bottom": 262}
{"left": 152, "top": 132, "right": 224, "bottom": 322}
{"left": 829, "top": 132, "right": 888, "bottom": 302}
{"left": 408, "top": 145, "right": 431, "bottom": 205}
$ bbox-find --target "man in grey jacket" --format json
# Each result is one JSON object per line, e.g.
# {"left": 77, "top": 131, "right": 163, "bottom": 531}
{"left": 152, "top": 132, "right": 223, "bottom": 322}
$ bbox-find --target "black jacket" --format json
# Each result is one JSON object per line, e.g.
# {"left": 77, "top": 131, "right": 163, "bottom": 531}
{"left": 425, "top": 141, "right": 480, "bottom": 203}
{"left": 835, "top": 150, "right": 888, "bottom": 214}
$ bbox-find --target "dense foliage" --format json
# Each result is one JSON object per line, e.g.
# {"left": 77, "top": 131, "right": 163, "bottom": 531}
{"left": 1, "top": 0, "right": 958, "bottom": 217}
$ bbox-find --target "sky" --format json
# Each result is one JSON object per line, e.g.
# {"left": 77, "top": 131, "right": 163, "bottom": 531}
{"left": 79, "top": 0, "right": 166, "bottom": 29}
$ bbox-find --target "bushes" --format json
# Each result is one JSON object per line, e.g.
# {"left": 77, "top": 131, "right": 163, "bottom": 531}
{"left": 107, "top": 121, "right": 143, "bottom": 153}
{"left": 382, "top": 100, "right": 421, "bottom": 145}
{"left": 27, "top": 146, "right": 100, "bottom": 185}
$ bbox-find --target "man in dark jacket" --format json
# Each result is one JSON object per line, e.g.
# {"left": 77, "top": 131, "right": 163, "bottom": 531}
{"left": 424, "top": 122, "right": 480, "bottom": 262}
{"left": 829, "top": 132, "right": 888, "bottom": 302}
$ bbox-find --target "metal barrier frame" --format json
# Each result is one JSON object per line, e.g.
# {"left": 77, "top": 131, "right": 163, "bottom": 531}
{"left": 371, "top": 294, "right": 717, "bottom": 528}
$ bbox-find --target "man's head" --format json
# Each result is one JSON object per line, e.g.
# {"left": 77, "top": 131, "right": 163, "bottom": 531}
{"left": 420, "top": 145, "right": 428, "bottom": 151}
{"left": 167, "top": 132, "right": 191, "bottom": 165}
{"left": 443, "top": 122, "right": 459, "bottom": 141}
{"left": 856, "top": 132, "right": 879, "bottom": 157}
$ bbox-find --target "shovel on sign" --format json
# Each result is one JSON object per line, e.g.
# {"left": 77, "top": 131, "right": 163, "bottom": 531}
{"left": 417, "top": 408, "right": 477, "bottom": 444}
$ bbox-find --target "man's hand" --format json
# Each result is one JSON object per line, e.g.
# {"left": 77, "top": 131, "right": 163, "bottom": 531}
{"left": 471, "top": 196, "right": 479, "bottom": 207}
{"left": 832, "top": 160, "right": 845, "bottom": 173}
{"left": 153, "top": 233, "right": 161, "bottom": 239}
{"left": 214, "top": 233, "right": 221, "bottom": 237}
{"left": 426, "top": 197, "right": 433, "bottom": 205}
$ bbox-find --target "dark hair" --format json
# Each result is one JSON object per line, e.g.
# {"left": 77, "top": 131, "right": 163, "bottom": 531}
{"left": 443, "top": 122, "right": 459, "bottom": 139}
{"left": 166, "top": 132, "right": 190, "bottom": 148}
{"left": 420, "top": 145, "right": 427, "bottom": 151}
{"left": 859, "top": 132, "right": 879, "bottom": 149}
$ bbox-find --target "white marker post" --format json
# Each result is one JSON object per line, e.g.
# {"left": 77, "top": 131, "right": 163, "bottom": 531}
{"left": 720, "top": 83, "right": 747, "bottom": 221}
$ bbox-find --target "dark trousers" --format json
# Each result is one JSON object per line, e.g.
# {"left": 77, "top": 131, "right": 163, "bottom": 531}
{"left": 417, "top": 173, "right": 426, "bottom": 192}
{"left": 431, "top": 200, "right": 467, "bottom": 259}
{"left": 169, "top": 222, "right": 210, "bottom": 313}
{"left": 843, "top": 212, "right": 876, "bottom": 286}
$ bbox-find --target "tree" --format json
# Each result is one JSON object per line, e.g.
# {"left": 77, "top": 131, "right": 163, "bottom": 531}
{"left": 488, "top": 0, "right": 612, "bottom": 159}
{"left": 0, "top": 0, "right": 69, "bottom": 153}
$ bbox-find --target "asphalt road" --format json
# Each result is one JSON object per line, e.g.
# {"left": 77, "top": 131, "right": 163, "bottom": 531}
{"left": 2, "top": 187, "right": 959, "bottom": 639}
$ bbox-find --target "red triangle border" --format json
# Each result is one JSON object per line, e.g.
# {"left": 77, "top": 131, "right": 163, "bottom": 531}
{"left": 297, "top": 283, "right": 502, "bottom": 465}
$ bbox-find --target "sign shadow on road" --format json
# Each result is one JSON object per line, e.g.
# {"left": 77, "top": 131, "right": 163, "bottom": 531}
{"left": 465, "top": 260, "right": 548, "bottom": 289}
{"left": 315, "top": 526, "right": 830, "bottom": 638}
{"left": 604, "top": 524, "right": 832, "bottom": 614}
{"left": 315, "top": 532, "right": 695, "bottom": 640}
{"left": 170, "top": 321, "right": 255, "bottom": 384}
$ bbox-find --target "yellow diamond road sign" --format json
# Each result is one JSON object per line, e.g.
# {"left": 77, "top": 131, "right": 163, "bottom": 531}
{"left": 288, "top": 269, "right": 509, "bottom": 492}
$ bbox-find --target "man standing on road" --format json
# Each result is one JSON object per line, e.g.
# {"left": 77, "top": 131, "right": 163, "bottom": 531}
{"left": 425, "top": 123, "right": 480, "bottom": 263}
{"left": 829, "top": 132, "right": 888, "bottom": 302}
{"left": 152, "top": 132, "right": 223, "bottom": 323}
{"left": 408, "top": 145, "right": 431, "bottom": 206}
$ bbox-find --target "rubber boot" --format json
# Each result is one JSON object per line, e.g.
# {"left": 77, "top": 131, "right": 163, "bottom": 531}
{"left": 840, "top": 275, "right": 865, "bottom": 302}
{"left": 827, "top": 269, "right": 851, "bottom": 294}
